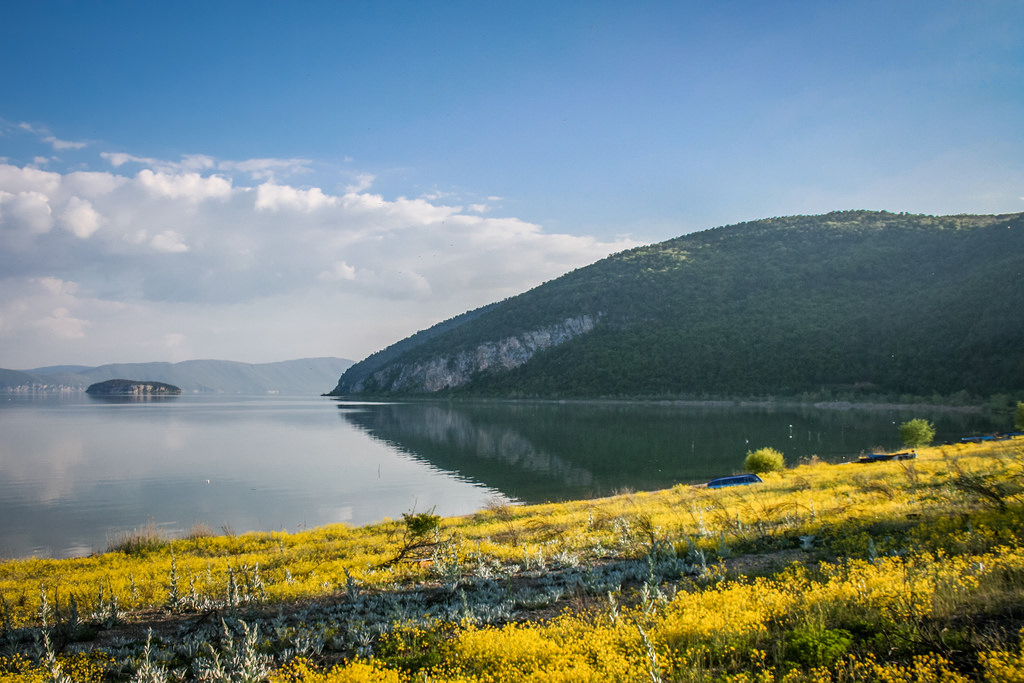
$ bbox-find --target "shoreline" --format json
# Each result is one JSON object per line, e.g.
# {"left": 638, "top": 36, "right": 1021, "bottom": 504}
{"left": 2, "top": 438, "right": 1023, "bottom": 681}
{"left": 329, "top": 393, "right": 988, "bottom": 413}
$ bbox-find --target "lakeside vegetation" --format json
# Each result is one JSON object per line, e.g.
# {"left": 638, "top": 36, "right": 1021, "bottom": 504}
{"left": 2, "top": 436, "right": 1024, "bottom": 680}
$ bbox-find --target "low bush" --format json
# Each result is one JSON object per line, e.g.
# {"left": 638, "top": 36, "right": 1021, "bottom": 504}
{"left": 106, "top": 520, "right": 168, "bottom": 556}
{"left": 744, "top": 447, "right": 785, "bottom": 474}
{"left": 900, "top": 418, "right": 936, "bottom": 447}
{"left": 783, "top": 626, "right": 853, "bottom": 668}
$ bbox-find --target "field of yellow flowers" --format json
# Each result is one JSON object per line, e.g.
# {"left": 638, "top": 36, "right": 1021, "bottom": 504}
{"left": 2, "top": 436, "right": 1024, "bottom": 681}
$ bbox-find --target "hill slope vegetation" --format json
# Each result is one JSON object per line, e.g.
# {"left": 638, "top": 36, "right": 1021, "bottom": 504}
{"left": 330, "top": 211, "right": 1024, "bottom": 399}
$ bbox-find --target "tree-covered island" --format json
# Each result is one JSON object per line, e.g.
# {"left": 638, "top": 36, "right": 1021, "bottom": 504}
{"left": 85, "top": 379, "right": 182, "bottom": 396}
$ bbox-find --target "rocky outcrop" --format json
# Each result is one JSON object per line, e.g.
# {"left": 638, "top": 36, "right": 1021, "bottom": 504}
{"left": 348, "top": 314, "right": 599, "bottom": 394}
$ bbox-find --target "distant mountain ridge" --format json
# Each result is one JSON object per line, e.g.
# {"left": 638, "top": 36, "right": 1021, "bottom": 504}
{"left": 3, "top": 357, "right": 353, "bottom": 395}
{"left": 330, "top": 211, "right": 1024, "bottom": 400}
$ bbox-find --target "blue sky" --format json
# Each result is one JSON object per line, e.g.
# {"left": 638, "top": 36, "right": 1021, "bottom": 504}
{"left": 1, "top": 1, "right": 1022, "bottom": 368}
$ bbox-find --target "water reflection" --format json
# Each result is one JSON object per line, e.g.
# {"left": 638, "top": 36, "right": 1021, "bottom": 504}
{"left": 0, "top": 395, "right": 1004, "bottom": 559}
{"left": 341, "top": 403, "right": 596, "bottom": 496}
{"left": 85, "top": 395, "right": 181, "bottom": 403}
{"left": 0, "top": 396, "right": 502, "bottom": 559}
{"left": 339, "top": 401, "right": 1004, "bottom": 503}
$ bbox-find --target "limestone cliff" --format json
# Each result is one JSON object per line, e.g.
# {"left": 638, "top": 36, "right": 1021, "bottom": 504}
{"left": 337, "top": 314, "right": 599, "bottom": 394}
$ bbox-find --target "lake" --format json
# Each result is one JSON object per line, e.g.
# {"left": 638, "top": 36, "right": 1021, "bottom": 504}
{"left": 0, "top": 394, "right": 1004, "bottom": 559}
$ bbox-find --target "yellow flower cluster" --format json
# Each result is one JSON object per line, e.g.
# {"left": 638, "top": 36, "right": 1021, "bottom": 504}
{"left": 0, "top": 652, "right": 112, "bottom": 683}
{"left": 979, "top": 629, "right": 1024, "bottom": 683}
{"left": 270, "top": 657, "right": 404, "bottom": 683}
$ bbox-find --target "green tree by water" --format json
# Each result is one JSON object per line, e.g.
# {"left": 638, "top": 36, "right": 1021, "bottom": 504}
{"left": 744, "top": 447, "right": 785, "bottom": 474}
{"left": 900, "top": 418, "right": 936, "bottom": 448}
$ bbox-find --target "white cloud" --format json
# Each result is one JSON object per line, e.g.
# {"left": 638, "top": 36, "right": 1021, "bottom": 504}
{"left": 38, "top": 276, "right": 77, "bottom": 296}
{"left": 354, "top": 267, "right": 434, "bottom": 300}
{"left": 221, "top": 157, "right": 313, "bottom": 181}
{"left": 44, "top": 135, "right": 88, "bottom": 151}
{"left": 0, "top": 163, "right": 61, "bottom": 194}
{"left": 178, "top": 154, "right": 217, "bottom": 171}
{"left": 62, "top": 170, "right": 126, "bottom": 197}
{"left": 0, "top": 277, "right": 88, "bottom": 343}
{"left": 0, "top": 190, "right": 54, "bottom": 235}
{"left": 420, "top": 190, "right": 456, "bottom": 201}
{"left": 0, "top": 154, "right": 639, "bottom": 367}
{"left": 345, "top": 173, "right": 375, "bottom": 193}
{"left": 135, "top": 169, "right": 233, "bottom": 201}
{"left": 32, "top": 306, "right": 89, "bottom": 339}
{"left": 318, "top": 261, "right": 357, "bottom": 281}
{"left": 59, "top": 197, "right": 101, "bottom": 238}
{"left": 150, "top": 230, "right": 189, "bottom": 253}
{"left": 103, "top": 151, "right": 313, "bottom": 183}
{"left": 102, "top": 152, "right": 155, "bottom": 167}
{"left": 255, "top": 182, "right": 337, "bottom": 212}
{"left": 14, "top": 122, "right": 87, "bottom": 151}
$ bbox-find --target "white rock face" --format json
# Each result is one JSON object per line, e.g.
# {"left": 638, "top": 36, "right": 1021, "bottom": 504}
{"left": 363, "top": 314, "right": 599, "bottom": 393}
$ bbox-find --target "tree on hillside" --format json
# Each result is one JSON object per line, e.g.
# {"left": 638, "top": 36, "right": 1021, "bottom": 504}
{"left": 900, "top": 419, "right": 936, "bottom": 448}
{"left": 1016, "top": 401, "right": 1024, "bottom": 430}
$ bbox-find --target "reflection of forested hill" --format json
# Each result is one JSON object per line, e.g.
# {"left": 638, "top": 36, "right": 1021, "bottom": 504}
{"left": 336, "top": 401, "right": 1001, "bottom": 503}
{"left": 332, "top": 211, "right": 1024, "bottom": 400}
{"left": 339, "top": 403, "right": 596, "bottom": 502}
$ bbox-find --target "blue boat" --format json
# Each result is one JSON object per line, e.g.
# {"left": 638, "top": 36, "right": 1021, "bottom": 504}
{"left": 857, "top": 451, "right": 916, "bottom": 463}
{"left": 707, "top": 474, "right": 763, "bottom": 489}
{"left": 961, "top": 433, "right": 1024, "bottom": 443}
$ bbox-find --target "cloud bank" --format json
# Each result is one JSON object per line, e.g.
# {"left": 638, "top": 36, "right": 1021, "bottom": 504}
{"left": 0, "top": 144, "right": 638, "bottom": 368}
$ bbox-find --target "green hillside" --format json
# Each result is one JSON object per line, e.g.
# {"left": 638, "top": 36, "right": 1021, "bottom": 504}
{"left": 331, "top": 211, "right": 1024, "bottom": 400}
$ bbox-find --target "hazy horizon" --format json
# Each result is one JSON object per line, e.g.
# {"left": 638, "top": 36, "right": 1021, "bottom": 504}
{"left": 10, "top": 356, "right": 354, "bottom": 373}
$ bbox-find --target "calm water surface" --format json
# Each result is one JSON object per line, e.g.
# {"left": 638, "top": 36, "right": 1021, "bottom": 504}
{"left": 0, "top": 394, "right": 1003, "bottom": 559}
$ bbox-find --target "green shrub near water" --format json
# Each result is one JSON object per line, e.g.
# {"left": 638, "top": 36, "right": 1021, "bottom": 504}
{"left": 900, "top": 418, "right": 936, "bottom": 447}
{"left": 107, "top": 520, "right": 169, "bottom": 556}
{"left": 744, "top": 446, "right": 785, "bottom": 474}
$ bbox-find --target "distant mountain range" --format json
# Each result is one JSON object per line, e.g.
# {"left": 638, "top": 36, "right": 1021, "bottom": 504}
{"left": 330, "top": 211, "right": 1024, "bottom": 401}
{"left": 2, "top": 358, "right": 353, "bottom": 395}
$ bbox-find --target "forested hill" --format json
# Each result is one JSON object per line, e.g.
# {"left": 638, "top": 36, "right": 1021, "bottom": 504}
{"left": 330, "top": 211, "right": 1024, "bottom": 400}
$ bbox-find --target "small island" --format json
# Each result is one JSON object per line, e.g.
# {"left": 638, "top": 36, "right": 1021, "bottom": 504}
{"left": 85, "top": 379, "right": 182, "bottom": 396}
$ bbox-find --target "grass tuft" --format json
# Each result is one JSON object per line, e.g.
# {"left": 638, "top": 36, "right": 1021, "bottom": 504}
{"left": 106, "top": 520, "right": 168, "bottom": 556}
